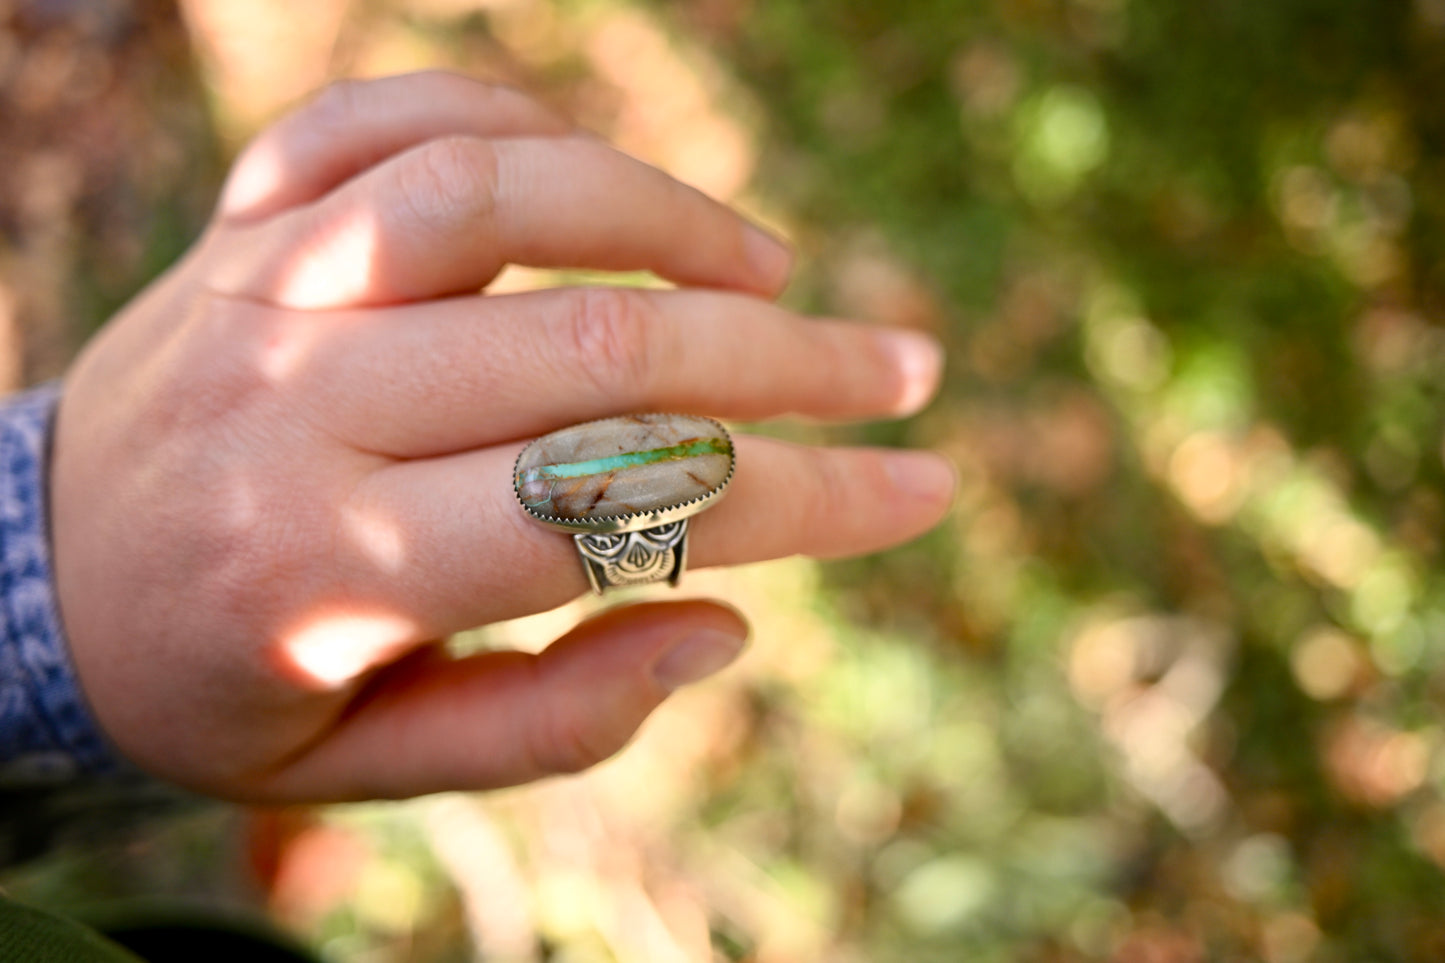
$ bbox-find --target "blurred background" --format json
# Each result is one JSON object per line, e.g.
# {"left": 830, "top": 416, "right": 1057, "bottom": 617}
{"left": 3, "top": 0, "right": 1445, "bottom": 960}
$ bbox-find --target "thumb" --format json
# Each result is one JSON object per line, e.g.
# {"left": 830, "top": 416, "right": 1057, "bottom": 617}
{"left": 255, "top": 600, "right": 749, "bottom": 802}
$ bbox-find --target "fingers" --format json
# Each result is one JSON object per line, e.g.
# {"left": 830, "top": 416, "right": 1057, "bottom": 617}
{"left": 340, "top": 436, "right": 956, "bottom": 638}
{"left": 215, "top": 135, "right": 792, "bottom": 309}
{"left": 257, "top": 601, "right": 748, "bottom": 800}
{"left": 273, "top": 287, "right": 944, "bottom": 457}
{"left": 219, "top": 72, "right": 571, "bottom": 223}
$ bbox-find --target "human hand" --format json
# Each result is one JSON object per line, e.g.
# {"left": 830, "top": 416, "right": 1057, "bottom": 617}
{"left": 51, "top": 72, "right": 952, "bottom": 802}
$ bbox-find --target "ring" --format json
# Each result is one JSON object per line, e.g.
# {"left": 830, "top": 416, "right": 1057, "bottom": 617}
{"left": 513, "top": 414, "right": 734, "bottom": 594}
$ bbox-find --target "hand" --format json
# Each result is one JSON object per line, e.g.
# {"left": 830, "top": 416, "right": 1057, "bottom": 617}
{"left": 51, "top": 72, "right": 952, "bottom": 802}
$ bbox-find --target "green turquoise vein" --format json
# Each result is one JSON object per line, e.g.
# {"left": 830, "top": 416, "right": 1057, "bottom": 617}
{"left": 521, "top": 436, "right": 730, "bottom": 482}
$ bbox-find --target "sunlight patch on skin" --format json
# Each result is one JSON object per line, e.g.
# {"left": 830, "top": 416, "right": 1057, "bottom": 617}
{"left": 258, "top": 313, "right": 330, "bottom": 381}
{"left": 257, "top": 316, "right": 330, "bottom": 383}
{"left": 221, "top": 141, "right": 289, "bottom": 219}
{"left": 342, "top": 504, "right": 408, "bottom": 573}
{"left": 280, "top": 611, "right": 419, "bottom": 690}
{"left": 274, "top": 208, "right": 383, "bottom": 309}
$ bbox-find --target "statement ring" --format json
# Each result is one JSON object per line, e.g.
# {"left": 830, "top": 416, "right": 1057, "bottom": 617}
{"left": 513, "top": 414, "right": 735, "bottom": 594}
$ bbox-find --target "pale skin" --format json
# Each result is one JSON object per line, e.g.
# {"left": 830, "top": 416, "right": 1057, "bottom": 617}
{"left": 49, "top": 72, "right": 954, "bottom": 803}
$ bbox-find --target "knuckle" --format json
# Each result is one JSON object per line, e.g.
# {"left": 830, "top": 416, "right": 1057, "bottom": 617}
{"left": 566, "top": 286, "right": 658, "bottom": 398}
{"left": 170, "top": 293, "right": 276, "bottom": 421}
{"left": 396, "top": 136, "right": 499, "bottom": 229}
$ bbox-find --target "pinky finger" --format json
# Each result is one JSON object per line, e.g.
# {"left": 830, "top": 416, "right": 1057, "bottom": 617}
{"left": 252, "top": 600, "right": 748, "bottom": 801}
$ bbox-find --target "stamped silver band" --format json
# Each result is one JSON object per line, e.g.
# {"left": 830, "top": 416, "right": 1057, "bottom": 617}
{"left": 574, "top": 519, "right": 689, "bottom": 593}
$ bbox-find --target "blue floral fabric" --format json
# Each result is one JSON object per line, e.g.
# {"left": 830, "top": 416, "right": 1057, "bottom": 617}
{"left": 0, "top": 383, "right": 121, "bottom": 785}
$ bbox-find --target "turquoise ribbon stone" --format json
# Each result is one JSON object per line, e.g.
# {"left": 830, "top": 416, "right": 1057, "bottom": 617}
{"left": 518, "top": 437, "right": 731, "bottom": 484}
{"left": 514, "top": 414, "right": 734, "bottom": 527}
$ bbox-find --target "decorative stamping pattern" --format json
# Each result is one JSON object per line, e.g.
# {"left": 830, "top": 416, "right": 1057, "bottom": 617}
{"left": 576, "top": 520, "right": 688, "bottom": 588}
{"left": 0, "top": 383, "right": 123, "bottom": 785}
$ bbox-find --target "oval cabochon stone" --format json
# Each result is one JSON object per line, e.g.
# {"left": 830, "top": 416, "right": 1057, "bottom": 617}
{"left": 515, "top": 413, "right": 733, "bottom": 525}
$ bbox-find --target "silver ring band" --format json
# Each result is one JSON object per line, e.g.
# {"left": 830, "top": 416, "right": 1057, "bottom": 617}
{"left": 575, "top": 519, "right": 690, "bottom": 593}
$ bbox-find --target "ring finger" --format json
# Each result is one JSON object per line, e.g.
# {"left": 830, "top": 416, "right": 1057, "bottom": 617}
{"left": 335, "top": 435, "right": 956, "bottom": 639}
{"left": 255, "top": 287, "right": 943, "bottom": 457}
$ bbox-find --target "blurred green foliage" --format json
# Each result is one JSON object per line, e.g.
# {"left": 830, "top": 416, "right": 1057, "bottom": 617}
{"left": 633, "top": 0, "right": 1445, "bottom": 959}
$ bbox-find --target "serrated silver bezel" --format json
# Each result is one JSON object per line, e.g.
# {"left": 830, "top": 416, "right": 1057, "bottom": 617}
{"left": 513, "top": 415, "right": 734, "bottom": 534}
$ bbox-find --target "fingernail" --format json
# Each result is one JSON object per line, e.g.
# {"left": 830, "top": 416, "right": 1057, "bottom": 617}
{"left": 743, "top": 224, "right": 793, "bottom": 291}
{"left": 651, "top": 629, "right": 747, "bottom": 692}
{"left": 875, "top": 328, "right": 945, "bottom": 416}
{"left": 882, "top": 450, "right": 957, "bottom": 503}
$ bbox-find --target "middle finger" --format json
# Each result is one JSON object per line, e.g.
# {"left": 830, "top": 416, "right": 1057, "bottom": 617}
{"left": 261, "top": 287, "right": 944, "bottom": 457}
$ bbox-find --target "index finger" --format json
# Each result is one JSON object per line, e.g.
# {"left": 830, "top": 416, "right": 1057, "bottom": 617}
{"left": 219, "top": 72, "right": 572, "bottom": 223}
{"left": 219, "top": 135, "right": 793, "bottom": 308}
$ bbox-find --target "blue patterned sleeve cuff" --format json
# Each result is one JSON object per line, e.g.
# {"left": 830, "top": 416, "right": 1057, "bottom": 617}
{"left": 0, "top": 382, "right": 126, "bottom": 785}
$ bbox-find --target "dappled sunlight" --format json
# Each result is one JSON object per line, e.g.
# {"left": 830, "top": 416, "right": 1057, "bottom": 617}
{"left": 582, "top": 10, "right": 757, "bottom": 202}
{"left": 1324, "top": 717, "right": 1433, "bottom": 808}
{"left": 1083, "top": 305, "right": 1172, "bottom": 394}
{"left": 254, "top": 314, "right": 335, "bottom": 385}
{"left": 279, "top": 611, "right": 420, "bottom": 690}
{"left": 340, "top": 502, "right": 408, "bottom": 574}
{"left": 1270, "top": 105, "right": 1415, "bottom": 291}
{"left": 268, "top": 207, "right": 385, "bottom": 309}
{"left": 1289, "top": 625, "right": 1367, "bottom": 701}
{"left": 1167, "top": 431, "right": 1246, "bottom": 524}
{"left": 1083, "top": 271, "right": 1427, "bottom": 677}
{"left": 1012, "top": 85, "right": 1109, "bottom": 206}
{"left": 1069, "top": 614, "right": 1233, "bottom": 834}
{"left": 219, "top": 138, "right": 294, "bottom": 220}
{"left": 828, "top": 236, "right": 943, "bottom": 330}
